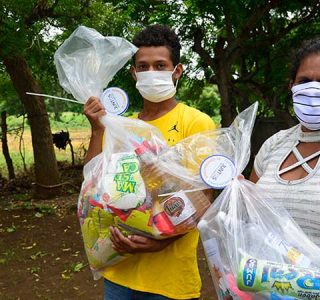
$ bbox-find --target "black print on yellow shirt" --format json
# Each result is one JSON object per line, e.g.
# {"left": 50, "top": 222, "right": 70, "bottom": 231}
{"left": 168, "top": 122, "right": 179, "bottom": 133}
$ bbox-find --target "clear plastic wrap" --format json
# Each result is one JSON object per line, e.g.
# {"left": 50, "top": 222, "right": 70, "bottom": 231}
{"left": 77, "top": 114, "right": 215, "bottom": 277}
{"left": 198, "top": 103, "right": 320, "bottom": 300}
{"left": 54, "top": 25, "right": 138, "bottom": 103}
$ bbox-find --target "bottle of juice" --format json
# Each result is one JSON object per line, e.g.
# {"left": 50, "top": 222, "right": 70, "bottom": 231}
{"left": 135, "top": 142, "right": 211, "bottom": 236}
{"left": 135, "top": 142, "right": 177, "bottom": 235}
{"left": 134, "top": 141, "right": 189, "bottom": 193}
{"left": 134, "top": 141, "right": 169, "bottom": 192}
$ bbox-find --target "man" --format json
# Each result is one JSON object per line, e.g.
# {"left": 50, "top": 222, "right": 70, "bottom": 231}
{"left": 84, "top": 24, "right": 216, "bottom": 300}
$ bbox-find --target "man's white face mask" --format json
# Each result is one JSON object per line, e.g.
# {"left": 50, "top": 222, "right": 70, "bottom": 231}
{"left": 135, "top": 66, "right": 178, "bottom": 103}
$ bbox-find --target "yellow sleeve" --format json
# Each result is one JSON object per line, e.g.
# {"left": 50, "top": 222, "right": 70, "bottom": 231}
{"left": 185, "top": 111, "right": 217, "bottom": 137}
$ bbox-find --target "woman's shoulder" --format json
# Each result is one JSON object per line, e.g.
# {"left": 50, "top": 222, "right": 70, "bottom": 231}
{"left": 264, "top": 124, "right": 299, "bottom": 147}
{"left": 257, "top": 124, "right": 299, "bottom": 160}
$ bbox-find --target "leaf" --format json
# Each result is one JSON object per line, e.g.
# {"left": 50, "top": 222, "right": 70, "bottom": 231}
{"left": 23, "top": 242, "right": 36, "bottom": 250}
{"left": 35, "top": 212, "right": 43, "bottom": 218}
{"left": 71, "top": 262, "right": 85, "bottom": 273}
{"left": 6, "top": 224, "right": 17, "bottom": 233}
{"left": 0, "top": 258, "right": 6, "bottom": 264}
{"left": 30, "top": 266, "right": 40, "bottom": 274}
{"left": 30, "top": 251, "right": 47, "bottom": 260}
{"left": 61, "top": 273, "right": 71, "bottom": 280}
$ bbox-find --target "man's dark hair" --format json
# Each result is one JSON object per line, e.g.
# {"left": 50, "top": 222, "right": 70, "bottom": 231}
{"left": 132, "top": 24, "right": 181, "bottom": 66}
{"left": 291, "top": 37, "right": 320, "bottom": 81}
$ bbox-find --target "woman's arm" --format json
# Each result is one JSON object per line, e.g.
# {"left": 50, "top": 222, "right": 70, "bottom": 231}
{"left": 249, "top": 168, "right": 260, "bottom": 183}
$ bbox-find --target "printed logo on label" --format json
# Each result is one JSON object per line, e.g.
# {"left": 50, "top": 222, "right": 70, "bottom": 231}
{"left": 161, "top": 191, "right": 196, "bottom": 225}
{"left": 243, "top": 258, "right": 257, "bottom": 287}
{"left": 163, "top": 197, "right": 185, "bottom": 217}
{"left": 100, "top": 87, "right": 129, "bottom": 115}
{"left": 200, "top": 155, "right": 236, "bottom": 189}
{"left": 114, "top": 161, "right": 139, "bottom": 193}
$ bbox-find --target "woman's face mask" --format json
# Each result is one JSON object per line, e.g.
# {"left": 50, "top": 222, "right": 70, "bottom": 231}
{"left": 135, "top": 66, "right": 178, "bottom": 103}
{"left": 292, "top": 81, "right": 320, "bottom": 131}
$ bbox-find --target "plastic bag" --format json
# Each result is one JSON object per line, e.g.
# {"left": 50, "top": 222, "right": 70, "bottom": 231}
{"left": 77, "top": 114, "right": 214, "bottom": 277}
{"left": 197, "top": 103, "right": 320, "bottom": 300}
{"left": 54, "top": 25, "right": 138, "bottom": 103}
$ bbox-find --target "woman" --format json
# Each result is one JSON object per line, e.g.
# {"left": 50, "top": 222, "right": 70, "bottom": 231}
{"left": 250, "top": 37, "right": 320, "bottom": 247}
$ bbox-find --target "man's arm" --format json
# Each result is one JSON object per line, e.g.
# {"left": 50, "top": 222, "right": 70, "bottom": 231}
{"left": 83, "top": 97, "right": 106, "bottom": 164}
{"left": 109, "top": 226, "right": 182, "bottom": 254}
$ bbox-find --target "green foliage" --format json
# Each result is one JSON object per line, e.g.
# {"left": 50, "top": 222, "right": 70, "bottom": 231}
{"left": 115, "top": 0, "right": 320, "bottom": 122}
{"left": 178, "top": 79, "right": 221, "bottom": 123}
{"left": 6, "top": 224, "right": 17, "bottom": 233}
{"left": 49, "top": 112, "right": 89, "bottom": 130}
{"left": 35, "top": 203, "right": 56, "bottom": 216}
{"left": 3, "top": 112, "right": 88, "bottom": 131}
{"left": 1, "top": 0, "right": 320, "bottom": 138}
{"left": 0, "top": 73, "right": 24, "bottom": 115}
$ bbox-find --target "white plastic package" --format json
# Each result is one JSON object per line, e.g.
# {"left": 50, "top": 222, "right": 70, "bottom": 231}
{"left": 54, "top": 25, "right": 138, "bottom": 103}
{"left": 198, "top": 103, "right": 320, "bottom": 300}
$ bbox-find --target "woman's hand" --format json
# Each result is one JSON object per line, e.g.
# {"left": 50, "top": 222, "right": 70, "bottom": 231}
{"left": 109, "top": 226, "right": 180, "bottom": 254}
{"left": 84, "top": 96, "right": 106, "bottom": 132}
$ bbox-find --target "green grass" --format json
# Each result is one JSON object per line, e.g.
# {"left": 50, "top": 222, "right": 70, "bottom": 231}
{"left": 49, "top": 112, "right": 90, "bottom": 130}
{"left": 6, "top": 112, "right": 90, "bottom": 131}
{"left": 1, "top": 112, "right": 91, "bottom": 179}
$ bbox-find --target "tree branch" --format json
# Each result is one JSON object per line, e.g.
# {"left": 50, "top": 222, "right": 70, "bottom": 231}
{"left": 192, "top": 27, "right": 215, "bottom": 69}
{"left": 222, "top": 6, "right": 235, "bottom": 43}
{"left": 24, "top": 0, "right": 92, "bottom": 26}
{"left": 243, "top": 2, "right": 320, "bottom": 52}
{"left": 25, "top": 0, "right": 59, "bottom": 26}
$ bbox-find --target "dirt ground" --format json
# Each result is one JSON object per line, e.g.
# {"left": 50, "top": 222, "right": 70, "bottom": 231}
{"left": 0, "top": 187, "right": 217, "bottom": 300}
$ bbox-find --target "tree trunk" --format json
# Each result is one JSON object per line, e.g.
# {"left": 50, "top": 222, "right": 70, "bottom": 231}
{"left": 214, "top": 56, "right": 236, "bottom": 127}
{"left": 3, "top": 56, "right": 60, "bottom": 198}
{"left": 1, "top": 111, "right": 15, "bottom": 179}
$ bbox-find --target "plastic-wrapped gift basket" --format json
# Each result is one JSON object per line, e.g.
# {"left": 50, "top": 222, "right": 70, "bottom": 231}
{"left": 77, "top": 102, "right": 267, "bottom": 277}
{"left": 197, "top": 103, "right": 320, "bottom": 300}
{"left": 77, "top": 112, "right": 217, "bottom": 276}
{"left": 53, "top": 25, "right": 138, "bottom": 276}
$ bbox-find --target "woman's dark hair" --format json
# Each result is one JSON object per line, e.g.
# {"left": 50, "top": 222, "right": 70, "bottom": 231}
{"left": 132, "top": 24, "right": 181, "bottom": 66}
{"left": 291, "top": 37, "right": 320, "bottom": 81}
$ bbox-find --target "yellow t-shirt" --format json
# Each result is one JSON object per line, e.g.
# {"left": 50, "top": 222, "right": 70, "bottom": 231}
{"left": 102, "top": 102, "right": 216, "bottom": 299}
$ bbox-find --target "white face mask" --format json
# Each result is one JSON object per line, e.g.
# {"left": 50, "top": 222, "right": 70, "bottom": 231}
{"left": 292, "top": 81, "right": 320, "bottom": 131}
{"left": 135, "top": 67, "right": 178, "bottom": 103}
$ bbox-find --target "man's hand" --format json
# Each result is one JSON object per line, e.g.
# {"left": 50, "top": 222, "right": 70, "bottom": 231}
{"left": 109, "top": 226, "right": 180, "bottom": 254}
{"left": 84, "top": 96, "right": 106, "bottom": 132}
{"left": 83, "top": 96, "right": 106, "bottom": 164}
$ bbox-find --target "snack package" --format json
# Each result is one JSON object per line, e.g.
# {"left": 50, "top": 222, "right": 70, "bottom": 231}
{"left": 197, "top": 103, "right": 320, "bottom": 299}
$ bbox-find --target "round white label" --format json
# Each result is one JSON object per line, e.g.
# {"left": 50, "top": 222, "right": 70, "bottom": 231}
{"left": 200, "top": 155, "right": 236, "bottom": 189}
{"left": 100, "top": 87, "right": 129, "bottom": 115}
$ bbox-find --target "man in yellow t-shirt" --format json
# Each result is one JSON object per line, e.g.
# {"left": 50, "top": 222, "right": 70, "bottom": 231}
{"left": 84, "top": 24, "right": 216, "bottom": 300}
